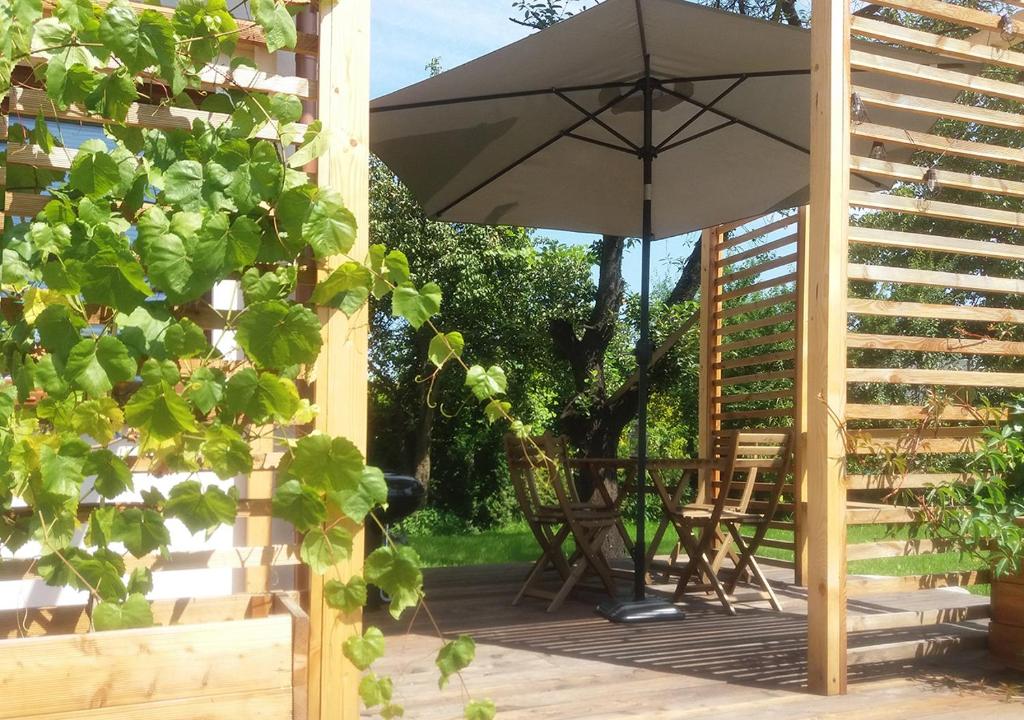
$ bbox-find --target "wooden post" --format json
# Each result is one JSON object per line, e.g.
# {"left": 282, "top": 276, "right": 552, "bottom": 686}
{"left": 697, "top": 226, "right": 721, "bottom": 497}
{"left": 793, "top": 206, "right": 810, "bottom": 588}
{"left": 309, "top": 0, "right": 370, "bottom": 718}
{"left": 807, "top": 0, "right": 849, "bottom": 696}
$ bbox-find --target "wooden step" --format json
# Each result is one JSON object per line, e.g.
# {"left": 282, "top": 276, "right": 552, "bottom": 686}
{"left": 848, "top": 626, "right": 988, "bottom": 665}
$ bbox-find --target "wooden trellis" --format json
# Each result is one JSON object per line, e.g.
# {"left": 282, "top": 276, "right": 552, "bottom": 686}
{"left": 0, "top": 1, "right": 368, "bottom": 717}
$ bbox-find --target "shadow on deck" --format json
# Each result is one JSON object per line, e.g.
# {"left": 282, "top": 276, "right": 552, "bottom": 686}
{"left": 369, "top": 563, "right": 1022, "bottom": 719}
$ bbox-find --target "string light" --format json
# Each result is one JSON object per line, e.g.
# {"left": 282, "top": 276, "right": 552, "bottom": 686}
{"left": 851, "top": 92, "right": 868, "bottom": 124}
{"left": 924, "top": 166, "right": 938, "bottom": 193}
{"left": 869, "top": 141, "right": 886, "bottom": 161}
{"left": 999, "top": 13, "right": 1018, "bottom": 42}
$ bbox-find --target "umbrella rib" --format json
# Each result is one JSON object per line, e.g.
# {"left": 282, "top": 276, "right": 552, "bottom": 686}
{"left": 655, "top": 76, "right": 746, "bottom": 152}
{"left": 370, "top": 79, "right": 640, "bottom": 114}
{"left": 555, "top": 90, "right": 641, "bottom": 153}
{"left": 659, "top": 69, "right": 810, "bottom": 84}
{"left": 565, "top": 132, "right": 637, "bottom": 155}
{"left": 659, "top": 120, "right": 737, "bottom": 153}
{"left": 432, "top": 86, "right": 642, "bottom": 218}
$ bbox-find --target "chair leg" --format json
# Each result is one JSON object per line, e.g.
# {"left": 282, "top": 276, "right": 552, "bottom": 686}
{"left": 581, "top": 524, "right": 617, "bottom": 596}
{"left": 673, "top": 523, "right": 736, "bottom": 615}
{"left": 547, "top": 549, "right": 591, "bottom": 612}
{"left": 725, "top": 523, "right": 782, "bottom": 611}
{"left": 515, "top": 524, "right": 570, "bottom": 606}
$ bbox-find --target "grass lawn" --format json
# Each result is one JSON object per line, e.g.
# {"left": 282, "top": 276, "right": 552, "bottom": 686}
{"left": 404, "top": 521, "right": 989, "bottom": 595}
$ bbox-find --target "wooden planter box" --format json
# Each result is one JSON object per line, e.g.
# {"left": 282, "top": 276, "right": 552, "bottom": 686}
{"left": 991, "top": 569, "right": 1024, "bottom": 672}
{"left": 0, "top": 593, "right": 308, "bottom": 720}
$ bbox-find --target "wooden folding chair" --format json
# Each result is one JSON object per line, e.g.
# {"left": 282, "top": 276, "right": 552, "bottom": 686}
{"left": 652, "top": 430, "right": 794, "bottom": 614}
{"left": 504, "top": 434, "right": 619, "bottom": 612}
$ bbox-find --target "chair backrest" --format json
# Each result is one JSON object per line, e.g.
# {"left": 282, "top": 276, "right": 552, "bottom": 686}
{"left": 504, "top": 433, "right": 579, "bottom": 523}
{"left": 712, "top": 430, "right": 795, "bottom": 520}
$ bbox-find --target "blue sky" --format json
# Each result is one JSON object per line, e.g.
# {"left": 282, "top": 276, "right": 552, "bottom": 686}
{"left": 370, "top": 0, "right": 699, "bottom": 290}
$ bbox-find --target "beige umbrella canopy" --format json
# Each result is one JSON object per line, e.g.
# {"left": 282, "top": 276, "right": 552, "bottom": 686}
{"left": 371, "top": 0, "right": 967, "bottom": 238}
{"left": 370, "top": 0, "right": 972, "bottom": 612}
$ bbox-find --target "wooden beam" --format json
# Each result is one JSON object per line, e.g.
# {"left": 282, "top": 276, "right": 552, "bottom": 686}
{"left": 807, "top": 0, "right": 849, "bottom": 695}
{"left": 794, "top": 206, "right": 810, "bottom": 588}
{"left": 698, "top": 227, "right": 721, "bottom": 504}
{"left": 308, "top": 1, "right": 370, "bottom": 718}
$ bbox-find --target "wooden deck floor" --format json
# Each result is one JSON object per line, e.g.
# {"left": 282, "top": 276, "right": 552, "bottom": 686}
{"left": 367, "top": 563, "right": 1023, "bottom": 719}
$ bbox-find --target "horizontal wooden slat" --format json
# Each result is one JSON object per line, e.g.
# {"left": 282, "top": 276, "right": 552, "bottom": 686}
{"left": 849, "top": 263, "right": 1024, "bottom": 295}
{"left": 847, "top": 569, "right": 992, "bottom": 596}
{"left": 847, "top": 604, "right": 990, "bottom": 633}
{"left": 845, "top": 402, "right": 998, "bottom": 421}
{"left": 716, "top": 331, "right": 796, "bottom": 354}
{"left": 4, "top": 192, "right": 49, "bottom": 218}
{"left": 715, "top": 272, "right": 798, "bottom": 302}
{"left": 717, "top": 389, "right": 794, "bottom": 405}
{"left": 0, "top": 616, "right": 292, "bottom": 717}
{"left": 716, "top": 350, "right": 795, "bottom": 371}
{"left": 848, "top": 225, "right": 1024, "bottom": 262}
{"left": 847, "top": 366, "right": 1024, "bottom": 388}
{"left": 716, "top": 313, "right": 796, "bottom": 337}
{"left": 852, "top": 85, "right": 1024, "bottom": 136}
{"left": 716, "top": 253, "right": 798, "bottom": 286}
{"left": 845, "top": 473, "right": 967, "bottom": 490}
{"left": 867, "top": 0, "right": 1004, "bottom": 31}
{"left": 718, "top": 232, "right": 798, "bottom": 268}
{"left": 12, "top": 87, "right": 307, "bottom": 143}
{"left": 849, "top": 331, "right": 1024, "bottom": 361}
{"left": 846, "top": 538, "right": 958, "bottom": 561}
{"left": 0, "top": 592, "right": 283, "bottom": 638}
{"left": 718, "top": 215, "right": 797, "bottom": 251}
{"left": 846, "top": 504, "right": 922, "bottom": 525}
{"left": 850, "top": 49, "right": 1024, "bottom": 104}
{"left": 852, "top": 15, "right": 1024, "bottom": 71}
{"left": 847, "top": 630, "right": 988, "bottom": 665}
{"left": 852, "top": 123, "right": 1024, "bottom": 167}
{"left": 716, "top": 408, "right": 794, "bottom": 421}
{"left": 16, "top": 688, "right": 294, "bottom": 720}
{"left": 715, "top": 369, "right": 795, "bottom": 387}
{"left": 716, "top": 292, "right": 797, "bottom": 321}
{"left": 0, "top": 544, "right": 299, "bottom": 582}
{"left": 847, "top": 297, "right": 1024, "bottom": 324}
{"left": 847, "top": 428, "right": 983, "bottom": 455}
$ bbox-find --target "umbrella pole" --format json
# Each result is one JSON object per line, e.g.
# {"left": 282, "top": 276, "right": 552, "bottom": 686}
{"left": 634, "top": 73, "right": 655, "bottom": 603}
{"left": 597, "top": 72, "right": 684, "bottom": 623}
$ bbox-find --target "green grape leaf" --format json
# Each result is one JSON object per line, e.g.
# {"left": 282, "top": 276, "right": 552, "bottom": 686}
{"left": 93, "top": 593, "right": 154, "bottom": 631}
{"left": 392, "top": 282, "right": 441, "bottom": 329}
{"left": 126, "top": 567, "right": 154, "bottom": 596}
{"left": 164, "top": 480, "right": 238, "bottom": 534}
{"left": 124, "top": 381, "right": 199, "bottom": 448}
{"left": 287, "top": 119, "right": 328, "bottom": 168}
{"left": 436, "top": 635, "right": 476, "bottom": 689}
{"left": 483, "top": 399, "right": 511, "bottom": 425}
{"left": 271, "top": 479, "right": 326, "bottom": 532}
{"left": 342, "top": 626, "right": 385, "bottom": 671}
{"left": 85, "top": 67, "right": 138, "bottom": 123}
{"left": 39, "top": 444, "right": 85, "bottom": 502}
{"left": 69, "top": 148, "right": 121, "bottom": 197}
{"left": 328, "top": 465, "right": 387, "bottom": 523}
{"left": 364, "top": 545, "right": 423, "bottom": 619}
{"left": 224, "top": 215, "right": 262, "bottom": 270}
{"left": 185, "top": 366, "right": 226, "bottom": 416}
{"left": 162, "top": 159, "right": 204, "bottom": 208}
{"left": 465, "top": 365, "right": 507, "bottom": 402}
{"left": 288, "top": 434, "right": 363, "bottom": 493}
{"left": 251, "top": 0, "right": 296, "bottom": 52}
{"left": 34, "top": 304, "right": 85, "bottom": 365}
{"left": 428, "top": 331, "right": 464, "bottom": 368}
{"left": 115, "top": 304, "right": 173, "bottom": 360}
{"left": 112, "top": 507, "right": 170, "bottom": 558}
{"left": 85, "top": 449, "right": 133, "bottom": 499}
{"left": 65, "top": 336, "right": 137, "bottom": 398}
{"left": 302, "top": 190, "right": 356, "bottom": 258}
{"left": 201, "top": 424, "right": 253, "bottom": 480}
{"left": 85, "top": 505, "right": 117, "bottom": 547}
{"left": 72, "top": 397, "right": 124, "bottom": 444}
{"left": 324, "top": 576, "right": 367, "bottom": 613}
{"left": 310, "top": 262, "right": 371, "bottom": 316}
{"left": 236, "top": 300, "right": 322, "bottom": 368}
{"left": 359, "top": 673, "right": 393, "bottom": 708}
{"left": 464, "top": 700, "right": 497, "bottom": 720}
{"left": 164, "top": 318, "right": 210, "bottom": 359}
{"left": 241, "top": 266, "right": 297, "bottom": 304}
{"left": 300, "top": 525, "right": 353, "bottom": 575}
{"left": 223, "top": 369, "right": 300, "bottom": 423}
{"left": 383, "top": 250, "right": 410, "bottom": 285}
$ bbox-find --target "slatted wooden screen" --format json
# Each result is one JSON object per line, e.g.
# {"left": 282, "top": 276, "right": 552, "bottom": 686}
{"left": 838, "top": 0, "right": 1020, "bottom": 664}
{"left": 1, "top": 1, "right": 369, "bottom": 717}
{"left": 699, "top": 210, "right": 806, "bottom": 572}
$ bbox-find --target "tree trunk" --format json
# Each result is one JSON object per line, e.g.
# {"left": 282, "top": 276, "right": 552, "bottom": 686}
{"left": 410, "top": 328, "right": 436, "bottom": 491}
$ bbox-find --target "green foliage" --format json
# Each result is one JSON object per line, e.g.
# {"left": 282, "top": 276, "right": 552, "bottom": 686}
{"left": 343, "top": 626, "right": 386, "bottom": 671}
{"left": 436, "top": 635, "right": 475, "bottom": 689}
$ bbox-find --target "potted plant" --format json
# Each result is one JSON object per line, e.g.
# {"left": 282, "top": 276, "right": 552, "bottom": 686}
{"left": 927, "top": 410, "right": 1024, "bottom": 671}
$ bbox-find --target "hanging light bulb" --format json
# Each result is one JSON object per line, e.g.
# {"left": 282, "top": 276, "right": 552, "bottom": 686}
{"left": 851, "top": 92, "right": 868, "bottom": 124}
{"left": 924, "top": 166, "right": 939, "bottom": 193}
{"left": 869, "top": 141, "right": 887, "bottom": 161}
{"left": 999, "top": 13, "right": 1018, "bottom": 42}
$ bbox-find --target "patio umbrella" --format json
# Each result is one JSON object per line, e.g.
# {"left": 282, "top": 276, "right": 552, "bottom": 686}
{"left": 370, "top": 0, "right": 969, "bottom": 615}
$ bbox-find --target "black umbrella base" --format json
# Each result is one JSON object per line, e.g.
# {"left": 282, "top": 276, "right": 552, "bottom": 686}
{"left": 596, "top": 597, "right": 686, "bottom": 624}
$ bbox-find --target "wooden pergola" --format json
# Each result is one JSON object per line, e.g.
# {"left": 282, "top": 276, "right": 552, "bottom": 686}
{"left": 1, "top": 1, "right": 1017, "bottom": 716}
